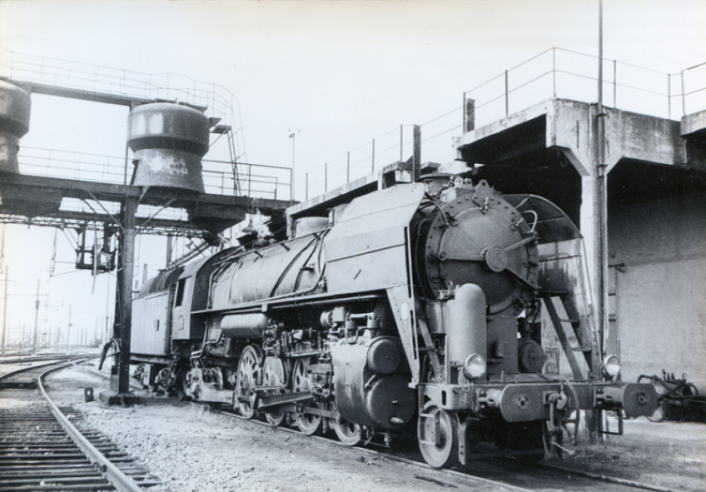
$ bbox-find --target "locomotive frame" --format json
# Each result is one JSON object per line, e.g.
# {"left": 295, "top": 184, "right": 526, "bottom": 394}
{"left": 128, "top": 171, "right": 658, "bottom": 468}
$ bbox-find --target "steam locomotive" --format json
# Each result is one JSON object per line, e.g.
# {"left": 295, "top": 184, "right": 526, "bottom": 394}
{"left": 129, "top": 172, "right": 658, "bottom": 468}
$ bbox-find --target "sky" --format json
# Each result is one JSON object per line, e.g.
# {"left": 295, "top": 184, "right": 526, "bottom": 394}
{"left": 0, "top": 0, "right": 705, "bottom": 350}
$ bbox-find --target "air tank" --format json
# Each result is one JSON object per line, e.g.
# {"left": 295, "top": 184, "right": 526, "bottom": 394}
{"left": 127, "top": 102, "right": 209, "bottom": 193}
{"left": 0, "top": 80, "right": 31, "bottom": 174}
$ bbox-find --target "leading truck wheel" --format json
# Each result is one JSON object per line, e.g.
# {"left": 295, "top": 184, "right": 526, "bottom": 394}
{"left": 418, "top": 404, "right": 458, "bottom": 468}
{"left": 235, "top": 345, "right": 263, "bottom": 419}
{"left": 333, "top": 415, "right": 363, "bottom": 447}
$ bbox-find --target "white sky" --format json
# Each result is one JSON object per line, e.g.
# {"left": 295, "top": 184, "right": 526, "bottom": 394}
{"left": 1, "top": 0, "right": 704, "bottom": 348}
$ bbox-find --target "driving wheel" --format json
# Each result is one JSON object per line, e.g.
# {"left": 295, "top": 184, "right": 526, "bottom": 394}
{"left": 235, "top": 345, "right": 263, "bottom": 419}
{"left": 291, "top": 358, "right": 321, "bottom": 435}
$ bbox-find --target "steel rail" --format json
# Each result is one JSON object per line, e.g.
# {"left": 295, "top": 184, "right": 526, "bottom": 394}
{"left": 0, "top": 352, "right": 98, "bottom": 365}
{"left": 193, "top": 402, "right": 533, "bottom": 492}
{"left": 528, "top": 460, "right": 682, "bottom": 492}
{"left": 64, "top": 362, "right": 676, "bottom": 492}
{"left": 0, "top": 358, "right": 76, "bottom": 380}
{"left": 37, "top": 362, "right": 145, "bottom": 492}
{"left": 197, "top": 400, "right": 680, "bottom": 492}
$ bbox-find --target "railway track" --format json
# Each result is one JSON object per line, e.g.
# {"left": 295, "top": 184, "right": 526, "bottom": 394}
{"left": 49, "top": 363, "right": 688, "bottom": 492}
{"left": 0, "top": 353, "right": 100, "bottom": 365}
{"left": 194, "top": 401, "right": 684, "bottom": 492}
{"left": 0, "top": 360, "right": 158, "bottom": 492}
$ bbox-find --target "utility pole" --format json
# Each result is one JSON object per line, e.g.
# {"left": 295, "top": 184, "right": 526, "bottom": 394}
{"left": 289, "top": 131, "right": 297, "bottom": 202}
{"left": 66, "top": 304, "right": 72, "bottom": 353}
{"left": 1, "top": 266, "right": 7, "bottom": 357}
{"left": 32, "top": 280, "right": 40, "bottom": 354}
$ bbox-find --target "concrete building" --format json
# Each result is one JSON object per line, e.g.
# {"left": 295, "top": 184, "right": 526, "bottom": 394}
{"left": 453, "top": 98, "right": 706, "bottom": 389}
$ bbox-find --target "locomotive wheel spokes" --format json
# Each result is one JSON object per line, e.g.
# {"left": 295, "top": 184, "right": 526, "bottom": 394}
{"left": 292, "top": 358, "right": 322, "bottom": 435}
{"left": 235, "top": 345, "right": 263, "bottom": 419}
{"left": 265, "top": 407, "right": 285, "bottom": 426}
{"left": 417, "top": 404, "right": 458, "bottom": 469}
{"left": 333, "top": 415, "right": 362, "bottom": 447}
{"left": 263, "top": 359, "right": 286, "bottom": 427}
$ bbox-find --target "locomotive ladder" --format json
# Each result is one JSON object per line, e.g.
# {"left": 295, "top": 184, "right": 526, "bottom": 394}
{"left": 542, "top": 294, "right": 595, "bottom": 380}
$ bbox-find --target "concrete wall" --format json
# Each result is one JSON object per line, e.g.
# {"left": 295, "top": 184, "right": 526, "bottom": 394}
{"left": 609, "top": 192, "right": 706, "bottom": 389}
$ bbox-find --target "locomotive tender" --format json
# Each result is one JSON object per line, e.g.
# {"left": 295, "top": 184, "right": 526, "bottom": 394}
{"left": 130, "top": 172, "right": 658, "bottom": 468}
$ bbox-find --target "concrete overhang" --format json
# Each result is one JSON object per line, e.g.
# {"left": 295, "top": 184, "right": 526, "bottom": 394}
{"left": 681, "top": 109, "right": 706, "bottom": 139}
{"left": 454, "top": 98, "right": 697, "bottom": 175}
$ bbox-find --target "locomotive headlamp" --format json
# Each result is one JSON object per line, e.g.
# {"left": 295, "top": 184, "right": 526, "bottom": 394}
{"left": 463, "top": 353, "right": 487, "bottom": 380}
{"left": 603, "top": 355, "right": 621, "bottom": 378}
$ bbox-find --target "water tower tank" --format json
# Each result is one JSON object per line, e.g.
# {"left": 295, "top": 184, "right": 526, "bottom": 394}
{"left": 127, "top": 103, "right": 209, "bottom": 193}
{"left": 0, "top": 80, "right": 31, "bottom": 174}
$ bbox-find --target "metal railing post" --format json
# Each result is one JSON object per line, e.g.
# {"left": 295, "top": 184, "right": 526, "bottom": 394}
{"left": 681, "top": 70, "right": 686, "bottom": 116}
{"left": 465, "top": 98, "right": 475, "bottom": 132}
{"left": 371, "top": 139, "right": 375, "bottom": 173}
{"left": 505, "top": 70, "right": 509, "bottom": 116}
{"left": 613, "top": 59, "right": 617, "bottom": 107}
{"left": 552, "top": 47, "right": 556, "bottom": 98}
{"left": 668, "top": 74, "right": 671, "bottom": 119}
{"left": 400, "top": 125, "right": 403, "bottom": 161}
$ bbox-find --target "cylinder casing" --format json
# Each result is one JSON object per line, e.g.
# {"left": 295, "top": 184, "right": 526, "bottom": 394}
{"left": 331, "top": 338, "right": 416, "bottom": 430}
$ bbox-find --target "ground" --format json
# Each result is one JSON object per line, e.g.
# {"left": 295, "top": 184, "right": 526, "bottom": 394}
{"left": 8, "top": 360, "right": 706, "bottom": 492}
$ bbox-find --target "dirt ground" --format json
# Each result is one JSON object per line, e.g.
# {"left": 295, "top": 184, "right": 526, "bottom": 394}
{"left": 34, "top": 362, "right": 706, "bottom": 492}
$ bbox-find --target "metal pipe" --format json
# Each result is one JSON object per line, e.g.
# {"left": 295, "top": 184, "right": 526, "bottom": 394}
{"left": 412, "top": 125, "right": 421, "bottom": 182}
{"left": 596, "top": 0, "right": 606, "bottom": 345}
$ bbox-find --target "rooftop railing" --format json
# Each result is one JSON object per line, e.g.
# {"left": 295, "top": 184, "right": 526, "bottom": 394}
{"left": 300, "top": 48, "right": 705, "bottom": 200}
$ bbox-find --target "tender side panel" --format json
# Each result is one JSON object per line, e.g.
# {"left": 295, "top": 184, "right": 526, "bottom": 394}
{"left": 132, "top": 291, "right": 171, "bottom": 356}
